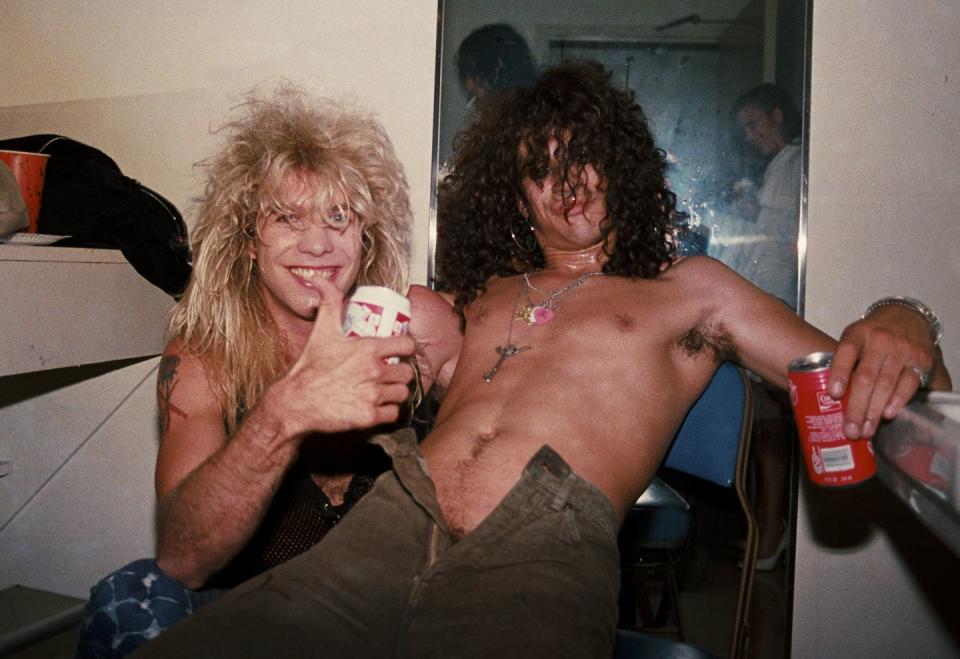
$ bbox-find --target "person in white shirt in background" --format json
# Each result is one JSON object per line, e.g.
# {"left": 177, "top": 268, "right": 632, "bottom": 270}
{"left": 732, "top": 83, "right": 808, "bottom": 568}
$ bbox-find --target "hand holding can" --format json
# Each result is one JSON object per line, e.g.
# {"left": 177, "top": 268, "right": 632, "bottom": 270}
{"left": 788, "top": 351, "right": 877, "bottom": 487}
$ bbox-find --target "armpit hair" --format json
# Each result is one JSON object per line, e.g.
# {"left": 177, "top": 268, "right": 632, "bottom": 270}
{"left": 676, "top": 322, "right": 739, "bottom": 362}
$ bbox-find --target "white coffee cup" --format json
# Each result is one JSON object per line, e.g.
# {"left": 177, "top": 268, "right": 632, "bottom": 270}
{"left": 343, "top": 285, "right": 411, "bottom": 339}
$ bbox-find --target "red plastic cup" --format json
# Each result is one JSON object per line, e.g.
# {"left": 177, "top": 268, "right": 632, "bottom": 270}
{"left": 788, "top": 351, "right": 877, "bottom": 487}
{"left": 0, "top": 150, "right": 49, "bottom": 233}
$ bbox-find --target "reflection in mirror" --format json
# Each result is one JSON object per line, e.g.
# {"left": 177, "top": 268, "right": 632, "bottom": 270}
{"left": 432, "top": 1, "right": 807, "bottom": 656}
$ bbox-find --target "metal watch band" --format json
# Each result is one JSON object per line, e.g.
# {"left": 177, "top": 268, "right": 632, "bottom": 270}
{"left": 864, "top": 296, "right": 943, "bottom": 346}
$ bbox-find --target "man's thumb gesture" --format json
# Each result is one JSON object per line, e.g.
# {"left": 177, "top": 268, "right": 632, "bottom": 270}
{"left": 307, "top": 276, "right": 347, "bottom": 344}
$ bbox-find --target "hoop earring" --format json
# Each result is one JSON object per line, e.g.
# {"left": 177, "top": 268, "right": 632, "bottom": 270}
{"left": 509, "top": 215, "right": 537, "bottom": 253}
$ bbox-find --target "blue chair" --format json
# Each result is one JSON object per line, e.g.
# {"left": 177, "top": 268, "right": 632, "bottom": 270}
{"left": 618, "top": 361, "right": 756, "bottom": 659}
{"left": 615, "top": 628, "right": 720, "bottom": 659}
{"left": 618, "top": 478, "right": 691, "bottom": 637}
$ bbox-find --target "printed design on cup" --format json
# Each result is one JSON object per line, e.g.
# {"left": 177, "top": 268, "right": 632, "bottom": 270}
{"left": 342, "top": 286, "right": 412, "bottom": 365}
{"left": 343, "top": 301, "right": 386, "bottom": 338}
{"left": 392, "top": 316, "right": 410, "bottom": 337}
{"left": 342, "top": 298, "right": 411, "bottom": 338}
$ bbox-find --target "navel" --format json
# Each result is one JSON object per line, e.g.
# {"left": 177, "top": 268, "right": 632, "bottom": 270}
{"left": 469, "top": 430, "right": 498, "bottom": 460}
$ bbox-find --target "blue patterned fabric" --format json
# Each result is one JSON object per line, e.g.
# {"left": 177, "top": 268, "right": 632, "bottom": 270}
{"left": 75, "top": 558, "right": 226, "bottom": 658}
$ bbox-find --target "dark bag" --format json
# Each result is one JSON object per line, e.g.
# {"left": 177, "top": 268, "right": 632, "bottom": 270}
{"left": 0, "top": 134, "right": 192, "bottom": 296}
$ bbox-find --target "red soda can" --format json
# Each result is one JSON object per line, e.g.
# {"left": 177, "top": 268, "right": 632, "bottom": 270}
{"left": 787, "top": 351, "right": 876, "bottom": 487}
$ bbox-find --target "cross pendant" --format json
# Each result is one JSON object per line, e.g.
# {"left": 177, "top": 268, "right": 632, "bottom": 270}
{"left": 482, "top": 343, "right": 531, "bottom": 383}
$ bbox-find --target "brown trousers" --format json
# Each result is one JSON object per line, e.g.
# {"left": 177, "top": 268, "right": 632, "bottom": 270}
{"left": 133, "top": 429, "right": 621, "bottom": 658}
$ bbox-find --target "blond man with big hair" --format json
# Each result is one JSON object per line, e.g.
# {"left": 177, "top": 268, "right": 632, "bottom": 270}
{"left": 172, "top": 83, "right": 415, "bottom": 435}
{"left": 76, "top": 84, "right": 460, "bottom": 659}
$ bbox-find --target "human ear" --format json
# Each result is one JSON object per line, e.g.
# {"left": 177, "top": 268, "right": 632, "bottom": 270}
{"left": 516, "top": 198, "right": 529, "bottom": 219}
{"left": 244, "top": 226, "right": 258, "bottom": 259}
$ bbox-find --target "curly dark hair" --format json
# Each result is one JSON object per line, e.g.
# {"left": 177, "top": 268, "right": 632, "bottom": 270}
{"left": 436, "top": 60, "right": 676, "bottom": 316}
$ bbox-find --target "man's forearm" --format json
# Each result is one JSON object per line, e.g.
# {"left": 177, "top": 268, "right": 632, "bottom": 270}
{"left": 156, "top": 396, "right": 301, "bottom": 589}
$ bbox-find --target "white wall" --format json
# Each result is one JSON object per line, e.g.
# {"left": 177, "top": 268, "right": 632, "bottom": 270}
{"left": 794, "top": 0, "right": 960, "bottom": 656}
{"left": 0, "top": 0, "right": 438, "bottom": 285}
{"left": 0, "top": 0, "right": 438, "bottom": 599}
{"left": 0, "top": 359, "right": 161, "bottom": 597}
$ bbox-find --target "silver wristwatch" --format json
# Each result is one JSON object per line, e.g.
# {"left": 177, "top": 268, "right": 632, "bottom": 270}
{"left": 864, "top": 296, "right": 943, "bottom": 346}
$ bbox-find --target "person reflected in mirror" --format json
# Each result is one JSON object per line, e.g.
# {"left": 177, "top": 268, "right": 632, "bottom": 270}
{"left": 456, "top": 23, "right": 538, "bottom": 107}
{"left": 75, "top": 84, "right": 460, "bottom": 658}
{"left": 130, "top": 62, "right": 950, "bottom": 658}
{"left": 440, "top": 23, "right": 540, "bottom": 278}
{"left": 730, "top": 83, "right": 803, "bottom": 307}
{"left": 730, "top": 83, "right": 805, "bottom": 569}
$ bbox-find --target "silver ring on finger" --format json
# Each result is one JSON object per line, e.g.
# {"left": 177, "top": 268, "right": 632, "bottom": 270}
{"left": 906, "top": 364, "right": 931, "bottom": 388}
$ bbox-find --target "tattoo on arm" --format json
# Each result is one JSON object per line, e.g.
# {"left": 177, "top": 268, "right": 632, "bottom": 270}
{"left": 158, "top": 355, "right": 188, "bottom": 436}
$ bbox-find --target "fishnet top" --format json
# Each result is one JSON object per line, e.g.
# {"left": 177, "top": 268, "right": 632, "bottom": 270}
{"left": 209, "top": 455, "right": 387, "bottom": 588}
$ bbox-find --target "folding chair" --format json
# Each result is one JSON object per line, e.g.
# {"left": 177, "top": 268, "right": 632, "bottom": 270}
{"left": 617, "top": 361, "right": 756, "bottom": 659}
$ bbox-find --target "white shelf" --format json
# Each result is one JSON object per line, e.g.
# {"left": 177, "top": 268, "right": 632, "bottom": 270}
{"left": 0, "top": 242, "right": 129, "bottom": 263}
{"left": 0, "top": 244, "right": 174, "bottom": 377}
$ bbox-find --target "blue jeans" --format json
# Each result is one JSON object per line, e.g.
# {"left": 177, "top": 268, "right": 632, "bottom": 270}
{"left": 76, "top": 558, "right": 226, "bottom": 658}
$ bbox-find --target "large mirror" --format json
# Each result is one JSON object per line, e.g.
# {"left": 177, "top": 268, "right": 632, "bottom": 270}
{"left": 430, "top": 0, "right": 808, "bottom": 656}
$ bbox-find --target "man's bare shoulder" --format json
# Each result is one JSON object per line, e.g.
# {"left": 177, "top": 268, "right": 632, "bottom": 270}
{"left": 659, "top": 254, "right": 740, "bottom": 283}
{"left": 407, "top": 284, "right": 453, "bottom": 312}
{"left": 155, "top": 337, "right": 230, "bottom": 500}
{"left": 158, "top": 338, "right": 220, "bottom": 419}
{"left": 456, "top": 274, "right": 518, "bottom": 321}
{"left": 656, "top": 255, "right": 759, "bottom": 307}
{"left": 406, "top": 284, "right": 463, "bottom": 393}
{"left": 643, "top": 256, "right": 750, "bottom": 362}
{"left": 161, "top": 337, "right": 211, "bottom": 384}
{"left": 407, "top": 285, "right": 461, "bottom": 337}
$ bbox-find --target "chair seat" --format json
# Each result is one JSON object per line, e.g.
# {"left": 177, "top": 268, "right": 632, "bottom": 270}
{"left": 623, "top": 477, "right": 691, "bottom": 547}
{"left": 621, "top": 506, "right": 691, "bottom": 547}
{"left": 634, "top": 476, "right": 690, "bottom": 509}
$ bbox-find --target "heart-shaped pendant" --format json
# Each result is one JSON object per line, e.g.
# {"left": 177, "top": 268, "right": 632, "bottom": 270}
{"left": 531, "top": 306, "right": 555, "bottom": 325}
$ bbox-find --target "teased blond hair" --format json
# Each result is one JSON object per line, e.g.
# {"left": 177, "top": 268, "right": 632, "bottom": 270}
{"left": 170, "top": 83, "right": 412, "bottom": 432}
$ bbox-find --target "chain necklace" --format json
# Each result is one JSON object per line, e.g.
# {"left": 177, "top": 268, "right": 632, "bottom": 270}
{"left": 482, "top": 270, "right": 605, "bottom": 382}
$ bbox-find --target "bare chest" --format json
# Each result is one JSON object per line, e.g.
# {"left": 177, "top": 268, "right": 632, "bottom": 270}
{"left": 461, "top": 279, "right": 672, "bottom": 380}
